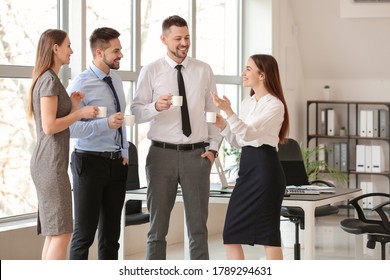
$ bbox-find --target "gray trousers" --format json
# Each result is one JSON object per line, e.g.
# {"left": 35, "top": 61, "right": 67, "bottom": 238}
{"left": 145, "top": 145, "right": 212, "bottom": 260}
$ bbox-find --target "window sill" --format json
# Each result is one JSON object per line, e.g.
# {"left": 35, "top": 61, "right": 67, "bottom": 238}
{"left": 0, "top": 214, "right": 37, "bottom": 232}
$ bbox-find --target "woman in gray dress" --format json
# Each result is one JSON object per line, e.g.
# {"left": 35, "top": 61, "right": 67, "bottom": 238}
{"left": 27, "top": 29, "right": 97, "bottom": 260}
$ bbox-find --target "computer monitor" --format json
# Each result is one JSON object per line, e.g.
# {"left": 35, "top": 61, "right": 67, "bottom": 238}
{"left": 210, "top": 158, "right": 234, "bottom": 193}
{"left": 280, "top": 160, "right": 310, "bottom": 186}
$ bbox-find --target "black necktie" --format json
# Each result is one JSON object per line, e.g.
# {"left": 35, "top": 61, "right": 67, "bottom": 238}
{"left": 175, "top": 65, "right": 192, "bottom": 137}
{"left": 103, "top": 76, "right": 123, "bottom": 148}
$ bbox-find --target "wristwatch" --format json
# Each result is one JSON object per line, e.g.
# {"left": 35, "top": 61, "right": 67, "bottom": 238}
{"left": 209, "top": 150, "right": 218, "bottom": 158}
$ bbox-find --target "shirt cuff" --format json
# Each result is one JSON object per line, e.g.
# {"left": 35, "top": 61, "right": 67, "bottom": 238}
{"left": 226, "top": 113, "right": 239, "bottom": 126}
{"left": 208, "top": 142, "right": 219, "bottom": 152}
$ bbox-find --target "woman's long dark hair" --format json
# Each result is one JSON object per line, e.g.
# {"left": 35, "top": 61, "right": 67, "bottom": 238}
{"left": 250, "top": 54, "right": 290, "bottom": 143}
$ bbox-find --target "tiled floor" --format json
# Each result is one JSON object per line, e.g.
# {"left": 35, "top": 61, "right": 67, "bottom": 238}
{"left": 126, "top": 209, "right": 389, "bottom": 260}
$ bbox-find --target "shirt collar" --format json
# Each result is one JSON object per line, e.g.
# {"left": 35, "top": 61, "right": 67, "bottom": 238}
{"left": 89, "top": 63, "right": 109, "bottom": 80}
{"left": 250, "top": 93, "right": 273, "bottom": 103}
{"left": 164, "top": 54, "right": 189, "bottom": 69}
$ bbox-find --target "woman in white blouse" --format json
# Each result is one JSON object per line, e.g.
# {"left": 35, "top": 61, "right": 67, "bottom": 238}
{"left": 211, "top": 54, "right": 290, "bottom": 260}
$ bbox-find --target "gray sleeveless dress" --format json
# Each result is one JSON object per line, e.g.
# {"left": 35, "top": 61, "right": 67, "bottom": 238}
{"left": 30, "top": 69, "right": 73, "bottom": 236}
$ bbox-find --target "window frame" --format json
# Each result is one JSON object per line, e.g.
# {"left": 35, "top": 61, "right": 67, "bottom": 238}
{"left": 0, "top": 0, "right": 245, "bottom": 221}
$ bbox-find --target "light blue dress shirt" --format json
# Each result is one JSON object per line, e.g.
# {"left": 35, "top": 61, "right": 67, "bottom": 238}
{"left": 67, "top": 63, "right": 129, "bottom": 158}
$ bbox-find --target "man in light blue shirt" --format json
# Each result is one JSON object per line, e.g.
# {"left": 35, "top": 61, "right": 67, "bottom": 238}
{"left": 67, "top": 27, "right": 129, "bottom": 260}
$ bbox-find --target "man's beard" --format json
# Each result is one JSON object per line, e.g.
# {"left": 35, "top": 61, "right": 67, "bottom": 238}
{"left": 103, "top": 55, "right": 120, "bottom": 70}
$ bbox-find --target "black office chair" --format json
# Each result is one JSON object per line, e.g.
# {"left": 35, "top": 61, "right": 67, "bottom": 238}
{"left": 340, "top": 193, "right": 390, "bottom": 260}
{"left": 278, "top": 138, "right": 339, "bottom": 260}
{"left": 125, "top": 142, "right": 150, "bottom": 226}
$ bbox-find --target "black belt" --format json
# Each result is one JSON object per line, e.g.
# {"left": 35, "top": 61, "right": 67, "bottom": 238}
{"left": 75, "top": 149, "right": 122, "bottom": 160}
{"left": 151, "top": 141, "right": 209, "bottom": 151}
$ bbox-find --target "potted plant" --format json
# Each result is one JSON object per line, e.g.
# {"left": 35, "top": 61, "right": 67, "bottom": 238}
{"left": 222, "top": 146, "right": 241, "bottom": 183}
{"left": 301, "top": 145, "right": 348, "bottom": 185}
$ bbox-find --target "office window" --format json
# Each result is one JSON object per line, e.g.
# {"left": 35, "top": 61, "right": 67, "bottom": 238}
{"left": 0, "top": 78, "right": 37, "bottom": 218}
{"left": 216, "top": 84, "right": 241, "bottom": 118}
{"left": 0, "top": 0, "right": 58, "bottom": 219}
{"left": 123, "top": 81, "right": 135, "bottom": 140}
{"left": 140, "top": 0, "right": 190, "bottom": 65}
{"left": 215, "top": 84, "right": 241, "bottom": 182}
{"left": 0, "top": 0, "right": 250, "bottom": 219}
{"left": 0, "top": 0, "right": 57, "bottom": 66}
{"left": 196, "top": 0, "right": 240, "bottom": 75}
{"left": 85, "top": 0, "right": 134, "bottom": 71}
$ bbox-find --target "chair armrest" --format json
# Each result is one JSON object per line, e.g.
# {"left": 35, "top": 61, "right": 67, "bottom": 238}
{"left": 309, "top": 179, "right": 336, "bottom": 188}
{"left": 349, "top": 193, "right": 390, "bottom": 224}
{"left": 372, "top": 200, "right": 390, "bottom": 232}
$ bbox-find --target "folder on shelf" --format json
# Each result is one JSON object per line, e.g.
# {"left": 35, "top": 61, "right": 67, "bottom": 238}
{"left": 327, "top": 109, "right": 335, "bottom": 136}
{"left": 359, "top": 110, "right": 367, "bottom": 137}
{"left": 360, "top": 181, "right": 374, "bottom": 209}
{"left": 366, "top": 181, "right": 374, "bottom": 209}
{"left": 320, "top": 109, "right": 327, "bottom": 135}
{"left": 334, "top": 143, "right": 341, "bottom": 171}
{"left": 373, "top": 109, "right": 379, "bottom": 137}
{"left": 379, "top": 109, "right": 388, "bottom": 138}
{"left": 340, "top": 143, "right": 348, "bottom": 172}
{"left": 371, "top": 145, "right": 384, "bottom": 173}
{"left": 366, "top": 110, "right": 374, "bottom": 137}
{"left": 365, "top": 145, "right": 372, "bottom": 172}
{"left": 356, "top": 145, "right": 365, "bottom": 172}
{"left": 326, "top": 143, "right": 334, "bottom": 168}
{"left": 360, "top": 181, "right": 368, "bottom": 208}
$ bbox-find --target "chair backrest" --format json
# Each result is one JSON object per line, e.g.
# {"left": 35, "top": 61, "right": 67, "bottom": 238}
{"left": 278, "top": 138, "right": 310, "bottom": 186}
{"left": 126, "top": 142, "right": 140, "bottom": 190}
{"left": 125, "top": 142, "right": 141, "bottom": 214}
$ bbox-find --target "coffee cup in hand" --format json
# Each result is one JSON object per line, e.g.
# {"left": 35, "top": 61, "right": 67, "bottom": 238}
{"left": 96, "top": 106, "right": 107, "bottom": 118}
{"left": 171, "top": 96, "right": 183, "bottom": 106}
{"left": 206, "top": 112, "right": 217, "bottom": 123}
{"left": 124, "top": 115, "right": 135, "bottom": 126}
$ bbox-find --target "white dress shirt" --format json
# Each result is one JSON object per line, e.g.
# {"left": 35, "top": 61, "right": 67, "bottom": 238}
{"left": 131, "top": 55, "right": 222, "bottom": 151}
{"left": 221, "top": 94, "right": 284, "bottom": 149}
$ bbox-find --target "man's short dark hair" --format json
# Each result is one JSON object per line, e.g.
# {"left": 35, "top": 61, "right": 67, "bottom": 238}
{"left": 90, "top": 27, "right": 120, "bottom": 55}
{"left": 162, "top": 15, "right": 188, "bottom": 34}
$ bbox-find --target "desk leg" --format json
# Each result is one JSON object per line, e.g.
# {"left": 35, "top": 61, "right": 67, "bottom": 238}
{"left": 118, "top": 200, "right": 127, "bottom": 260}
{"left": 302, "top": 204, "right": 316, "bottom": 260}
{"left": 184, "top": 217, "right": 190, "bottom": 259}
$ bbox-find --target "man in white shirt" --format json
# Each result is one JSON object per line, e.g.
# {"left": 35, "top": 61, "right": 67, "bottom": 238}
{"left": 131, "top": 15, "right": 221, "bottom": 260}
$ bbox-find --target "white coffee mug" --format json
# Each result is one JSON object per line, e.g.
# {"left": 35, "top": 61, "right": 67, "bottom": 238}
{"left": 206, "top": 112, "right": 217, "bottom": 123}
{"left": 97, "top": 106, "right": 107, "bottom": 118}
{"left": 172, "top": 96, "right": 183, "bottom": 106}
{"left": 124, "top": 115, "right": 135, "bottom": 126}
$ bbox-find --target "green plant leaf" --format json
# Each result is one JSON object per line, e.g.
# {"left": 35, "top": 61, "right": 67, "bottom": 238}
{"left": 301, "top": 145, "right": 348, "bottom": 185}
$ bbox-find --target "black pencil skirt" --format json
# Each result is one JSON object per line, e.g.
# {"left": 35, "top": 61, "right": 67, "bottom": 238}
{"left": 223, "top": 145, "right": 286, "bottom": 246}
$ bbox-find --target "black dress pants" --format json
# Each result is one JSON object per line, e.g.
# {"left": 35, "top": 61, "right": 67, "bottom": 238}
{"left": 69, "top": 152, "right": 127, "bottom": 260}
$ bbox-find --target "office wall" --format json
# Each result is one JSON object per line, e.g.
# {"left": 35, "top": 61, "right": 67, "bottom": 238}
{"left": 241, "top": 0, "right": 305, "bottom": 143}
{"left": 278, "top": 0, "right": 390, "bottom": 144}
{"left": 0, "top": 226, "right": 44, "bottom": 260}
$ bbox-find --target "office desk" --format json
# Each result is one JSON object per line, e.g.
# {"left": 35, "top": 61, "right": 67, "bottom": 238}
{"left": 120, "top": 187, "right": 362, "bottom": 260}
{"left": 282, "top": 188, "right": 362, "bottom": 259}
